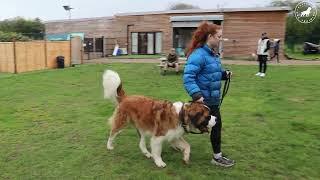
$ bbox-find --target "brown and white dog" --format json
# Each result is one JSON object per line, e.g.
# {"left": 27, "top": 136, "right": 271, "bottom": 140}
{"left": 103, "top": 70, "right": 216, "bottom": 168}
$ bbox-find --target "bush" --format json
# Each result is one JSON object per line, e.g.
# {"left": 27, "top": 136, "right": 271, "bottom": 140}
{"left": 0, "top": 31, "right": 30, "bottom": 42}
{"left": 0, "top": 17, "right": 44, "bottom": 40}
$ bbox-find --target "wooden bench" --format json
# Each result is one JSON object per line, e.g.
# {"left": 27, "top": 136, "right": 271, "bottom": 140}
{"left": 157, "top": 57, "right": 183, "bottom": 75}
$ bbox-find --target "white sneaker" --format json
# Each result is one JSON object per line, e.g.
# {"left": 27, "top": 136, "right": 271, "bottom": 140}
{"left": 259, "top": 73, "right": 266, "bottom": 77}
{"left": 255, "top": 72, "right": 261, "bottom": 76}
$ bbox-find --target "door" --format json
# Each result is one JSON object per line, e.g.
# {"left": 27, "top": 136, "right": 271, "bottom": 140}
{"left": 105, "top": 38, "right": 116, "bottom": 56}
{"left": 71, "top": 36, "right": 83, "bottom": 65}
{"left": 133, "top": 32, "right": 162, "bottom": 54}
{"left": 138, "top": 33, "right": 148, "bottom": 54}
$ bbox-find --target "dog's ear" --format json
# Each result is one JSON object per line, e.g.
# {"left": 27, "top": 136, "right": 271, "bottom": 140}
{"left": 180, "top": 105, "right": 191, "bottom": 126}
{"left": 188, "top": 112, "right": 202, "bottom": 125}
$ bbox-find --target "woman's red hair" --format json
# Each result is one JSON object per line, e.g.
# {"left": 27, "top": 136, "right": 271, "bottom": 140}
{"left": 186, "top": 21, "right": 221, "bottom": 57}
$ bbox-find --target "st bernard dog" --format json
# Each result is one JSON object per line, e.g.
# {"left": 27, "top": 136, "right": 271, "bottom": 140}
{"left": 103, "top": 70, "right": 216, "bottom": 168}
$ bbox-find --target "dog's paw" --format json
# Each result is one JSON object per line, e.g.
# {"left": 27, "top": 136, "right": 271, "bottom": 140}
{"left": 155, "top": 160, "right": 167, "bottom": 168}
{"left": 107, "top": 144, "right": 114, "bottom": 150}
{"left": 144, "top": 152, "right": 152, "bottom": 159}
{"left": 183, "top": 159, "right": 190, "bottom": 165}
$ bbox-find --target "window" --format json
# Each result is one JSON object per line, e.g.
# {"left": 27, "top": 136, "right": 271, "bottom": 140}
{"left": 95, "top": 38, "right": 103, "bottom": 52}
{"left": 147, "top": 33, "right": 154, "bottom": 54}
{"left": 131, "top": 32, "right": 162, "bottom": 54}
{"left": 84, "top": 38, "right": 94, "bottom": 52}
{"left": 155, "top": 32, "right": 162, "bottom": 54}
{"left": 131, "top": 33, "right": 138, "bottom": 54}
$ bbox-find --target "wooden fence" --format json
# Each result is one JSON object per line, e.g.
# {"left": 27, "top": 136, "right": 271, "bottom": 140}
{"left": 0, "top": 41, "right": 71, "bottom": 73}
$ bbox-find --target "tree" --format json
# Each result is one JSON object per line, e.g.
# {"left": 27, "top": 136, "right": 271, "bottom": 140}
{"left": 269, "top": 0, "right": 298, "bottom": 7}
{"left": 168, "top": 3, "right": 200, "bottom": 10}
{"left": 0, "top": 17, "right": 45, "bottom": 40}
{"left": 269, "top": 0, "right": 320, "bottom": 47}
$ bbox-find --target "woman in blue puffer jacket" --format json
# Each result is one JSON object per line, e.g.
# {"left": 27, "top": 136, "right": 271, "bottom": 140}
{"left": 183, "top": 22, "right": 234, "bottom": 167}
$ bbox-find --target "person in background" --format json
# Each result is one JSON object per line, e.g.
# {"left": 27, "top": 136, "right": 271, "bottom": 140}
{"left": 270, "top": 39, "right": 280, "bottom": 63}
{"left": 255, "top": 32, "right": 271, "bottom": 77}
{"left": 183, "top": 22, "right": 234, "bottom": 167}
{"left": 164, "top": 48, "right": 179, "bottom": 74}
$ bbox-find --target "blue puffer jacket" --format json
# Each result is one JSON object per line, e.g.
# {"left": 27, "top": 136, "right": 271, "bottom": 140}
{"left": 183, "top": 44, "right": 226, "bottom": 106}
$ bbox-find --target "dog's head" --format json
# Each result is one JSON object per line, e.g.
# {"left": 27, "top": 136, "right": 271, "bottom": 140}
{"left": 180, "top": 102, "right": 216, "bottom": 133}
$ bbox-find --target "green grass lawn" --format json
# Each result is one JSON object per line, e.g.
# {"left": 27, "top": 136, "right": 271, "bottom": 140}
{"left": 286, "top": 51, "right": 320, "bottom": 60}
{"left": 0, "top": 64, "right": 319, "bottom": 179}
{"left": 285, "top": 44, "right": 320, "bottom": 60}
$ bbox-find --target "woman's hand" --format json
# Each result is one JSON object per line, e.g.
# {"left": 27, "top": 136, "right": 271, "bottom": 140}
{"left": 226, "top": 70, "right": 233, "bottom": 77}
{"left": 224, "top": 70, "right": 232, "bottom": 79}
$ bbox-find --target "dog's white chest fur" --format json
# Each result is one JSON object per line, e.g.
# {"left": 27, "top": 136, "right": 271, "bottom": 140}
{"left": 165, "top": 126, "right": 185, "bottom": 142}
{"left": 162, "top": 101, "right": 185, "bottom": 141}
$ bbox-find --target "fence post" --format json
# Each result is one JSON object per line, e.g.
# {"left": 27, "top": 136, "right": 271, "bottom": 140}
{"left": 44, "top": 40, "right": 48, "bottom": 68}
{"left": 69, "top": 38, "right": 72, "bottom": 67}
{"left": 13, "top": 40, "right": 17, "bottom": 74}
{"left": 80, "top": 37, "right": 84, "bottom": 64}
{"left": 102, "top": 36, "right": 105, "bottom": 57}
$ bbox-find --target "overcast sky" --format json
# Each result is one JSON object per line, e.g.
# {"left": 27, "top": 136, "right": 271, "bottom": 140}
{"left": 0, "top": 0, "right": 297, "bottom": 21}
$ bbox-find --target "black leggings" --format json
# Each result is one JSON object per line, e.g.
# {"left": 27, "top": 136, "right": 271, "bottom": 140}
{"left": 258, "top": 55, "right": 268, "bottom": 73}
{"left": 209, "top": 105, "right": 222, "bottom": 154}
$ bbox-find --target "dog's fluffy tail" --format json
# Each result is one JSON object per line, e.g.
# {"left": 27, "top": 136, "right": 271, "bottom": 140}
{"left": 103, "top": 70, "right": 125, "bottom": 104}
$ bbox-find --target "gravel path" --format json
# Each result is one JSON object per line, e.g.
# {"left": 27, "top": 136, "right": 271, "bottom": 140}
{"left": 84, "top": 58, "right": 320, "bottom": 66}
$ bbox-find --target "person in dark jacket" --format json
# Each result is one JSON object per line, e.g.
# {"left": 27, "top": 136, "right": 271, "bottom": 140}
{"left": 270, "top": 39, "right": 280, "bottom": 63}
{"left": 164, "top": 48, "right": 179, "bottom": 74}
{"left": 183, "top": 22, "right": 234, "bottom": 167}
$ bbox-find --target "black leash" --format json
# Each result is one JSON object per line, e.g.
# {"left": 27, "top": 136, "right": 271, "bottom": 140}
{"left": 220, "top": 73, "right": 231, "bottom": 107}
{"left": 179, "top": 73, "right": 231, "bottom": 134}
